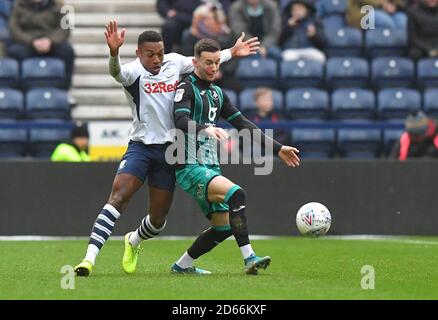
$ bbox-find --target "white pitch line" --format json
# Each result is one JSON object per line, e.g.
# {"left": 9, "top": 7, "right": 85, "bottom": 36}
{"left": 323, "top": 235, "right": 438, "bottom": 246}
{"left": 0, "top": 235, "right": 276, "bottom": 241}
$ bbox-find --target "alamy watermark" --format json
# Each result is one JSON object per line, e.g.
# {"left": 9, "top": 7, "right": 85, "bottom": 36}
{"left": 165, "top": 124, "right": 275, "bottom": 176}
{"left": 60, "top": 265, "right": 75, "bottom": 290}
{"left": 60, "top": 5, "right": 75, "bottom": 30}
{"left": 360, "top": 5, "right": 375, "bottom": 30}
{"left": 360, "top": 265, "right": 375, "bottom": 290}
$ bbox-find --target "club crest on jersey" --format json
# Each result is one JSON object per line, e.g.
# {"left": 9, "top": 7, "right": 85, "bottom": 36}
{"left": 174, "top": 89, "right": 184, "bottom": 102}
{"left": 212, "top": 90, "right": 219, "bottom": 100}
{"left": 208, "top": 105, "right": 218, "bottom": 121}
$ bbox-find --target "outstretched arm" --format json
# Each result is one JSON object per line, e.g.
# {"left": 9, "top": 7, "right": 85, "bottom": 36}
{"left": 105, "top": 20, "right": 135, "bottom": 84}
{"left": 221, "top": 94, "right": 300, "bottom": 167}
{"left": 172, "top": 32, "right": 261, "bottom": 74}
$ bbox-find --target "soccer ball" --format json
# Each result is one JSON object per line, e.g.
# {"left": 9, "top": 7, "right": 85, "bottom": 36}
{"left": 296, "top": 202, "right": 331, "bottom": 237}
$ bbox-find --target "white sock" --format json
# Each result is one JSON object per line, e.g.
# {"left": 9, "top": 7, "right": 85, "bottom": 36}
{"left": 240, "top": 244, "right": 255, "bottom": 260}
{"left": 84, "top": 244, "right": 99, "bottom": 265}
{"left": 176, "top": 251, "right": 194, "bottom": 269}
{"left": 129, "top": 231, "right": 143, "bottom": 248}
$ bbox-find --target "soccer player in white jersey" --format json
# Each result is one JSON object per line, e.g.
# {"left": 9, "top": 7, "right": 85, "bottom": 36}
{"left": 74, "top": 21, "right": 260, "bottom": 276}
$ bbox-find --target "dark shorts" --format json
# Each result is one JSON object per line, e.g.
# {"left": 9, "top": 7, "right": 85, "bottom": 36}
{"left": 116, "top": 140, "right": 175, "bottom": 191}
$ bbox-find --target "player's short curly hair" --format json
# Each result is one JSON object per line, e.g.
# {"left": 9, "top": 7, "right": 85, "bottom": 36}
{"left": 138, "top": 31, "right": 163, "bottom": 46}
{"left": 194, "top": 38, "right": 221, "bottom": 58}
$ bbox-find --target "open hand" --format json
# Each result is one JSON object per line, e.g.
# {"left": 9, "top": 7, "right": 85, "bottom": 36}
{"left": 104, "top": 20, "right": 126, "bottom": 56}
{"left": 278, "top": 146, "right": 300, "bottom": 167}
{"left": 230, "top": 32, "right": 260, "bottom": 57}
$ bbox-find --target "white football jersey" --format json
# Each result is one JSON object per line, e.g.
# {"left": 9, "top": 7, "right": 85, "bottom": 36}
{"left": 111, "top": 51, "right": 231, "bottom": 145}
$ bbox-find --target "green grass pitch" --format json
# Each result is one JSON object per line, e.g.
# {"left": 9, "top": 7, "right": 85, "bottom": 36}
{"left": 2, "top": 237, "right": 438, "bottom": 300}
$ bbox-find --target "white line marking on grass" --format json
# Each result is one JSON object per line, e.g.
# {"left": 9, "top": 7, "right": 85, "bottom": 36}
{"left": 323, "top": 235, "right": 438, "bottom": 246}
{"left": 0, "top": 235, "right": 277, "bottom": 241}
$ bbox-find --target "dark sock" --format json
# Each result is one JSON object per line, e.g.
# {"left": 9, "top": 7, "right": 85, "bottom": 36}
{"left": 187, "top": 227, "right": 232, "bottom": 259}
{"left": 226, "top": 188, "right": 250, "bottom": 247}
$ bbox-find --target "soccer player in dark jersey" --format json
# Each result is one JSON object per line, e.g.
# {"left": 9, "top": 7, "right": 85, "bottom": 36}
{"left": 170, "top": 39, "right": 300, "bottom": 275}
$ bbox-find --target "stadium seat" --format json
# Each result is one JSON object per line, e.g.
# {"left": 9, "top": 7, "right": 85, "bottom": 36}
{"left": 331, "top": 88, "right": 375, "bottom": 119}
{"left": 25, "top": 88, "right": 70, "bottom": 120}
{"left": 337, "top": 128, "right": 382, "bottom": 159}
{"left": 322, "top": 14, "right": 346, "bottom": 31}
{"left": 285, "top": 88, "right": 329, "bottom": 119}
{"left": 235, "top": 58, "right": 278, "bottom": 88}
{"left": 325, "top": 27, "right": 363, "bottom": 57}
{"left": 0, "top": 127, "right": 27, "bottom": 158}
{"left": 378, "top": 88, "right": 421, "bottom": 119}
{"left": 0, "top": 16, "right": 8, "bottom": 41}
{"left": 383, "top": 128, "right": 404, "bottom": 156}
{"left": 21, "top": 58, "right": 66, "bottom": 89}
{"left": 0, "top": 58, "right": 19, "bottom": 88}
{"left": 291, "top": 128, "right": 336, "bottom": 159}
{"left": 417, "top": 58, "right": 438, "bottom": 89}
{"left": 29, "top": 124, "right": 71, "bottom": 158}
{"left": 371, "top": 57, "right": 415, "bottom": 89}
{"left": 0, "top": 0, "right": 11, "bottom": 19}
{"left": 326, "top": 57, "right": 369, "bottom": 89}
{"left": 239, "top": 88, "right": 283, "bottom": 117}
{"left": 280, "top": 59, "right": 324, "bottom": 88}
{"left": 365, "top": 29, "right": 407, "bottom": 58}
{"left": 423, "top": 89, "right": 438, "bottom": 118}
{"left": 0, "top": 88, "right": 24, "bottom": 119}
{"left": 223, "top": 89, "right": 238, "bottom": 108}
{"left": 318, "top": 0, "right": 348, "bottom": 16}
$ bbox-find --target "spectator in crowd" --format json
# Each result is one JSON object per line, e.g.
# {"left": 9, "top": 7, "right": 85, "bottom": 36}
{"left": 247, "top": 87, "right": 291, "bottom": 145}
{"left": 407, "top": 0, "right": 438, "bottom": 60}
{"left": 279, "top": 0, "right": 326, "bottom": 63}
{"left": 8, "top": 0, "right": 75, "bottom": 89}
{"left": 374, "top": 1, "right": 408, "bottom": 29}
{"left": 228, "top": 0, "right": 282, "bottom": 60}
{"left": 51, "top": 123, "right": 90, "bottom": 162}
{"left": 346, "top": 0, "right": 407, "bottom": 30}
{"left": 180, "top": 3, "right": 242, "bottom": 91}
{"left": 157, "top": 0, "right": 201, "bottom": 53}
{"left": 390, "top": 110, "right": 438, "bottom": 160}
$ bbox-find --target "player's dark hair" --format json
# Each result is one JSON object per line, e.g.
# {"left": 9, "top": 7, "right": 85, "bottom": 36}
{"left": 138, "top": 31, "right": 163, "bottom": 46}
{"left": 194, "top": 39, "right": 221, "bottom": 58}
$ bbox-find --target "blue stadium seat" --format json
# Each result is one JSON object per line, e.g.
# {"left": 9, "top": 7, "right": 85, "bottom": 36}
{"left": 0, "top": 16, "right": 8, "bottom": 40}
{"left": 322, "top": 14, "right": 346, "bottom": 31}
{"left": 423, "top": 89, "right": 438, "bottom": 118}
{"left": 25, "top": 88, "right": 70, "bottom": 120}
{"left": 371, "top": 57, "right": 415, "bottom": 89}
{"left": 21, "top": 58, "right": 66, "bottom": 89}
{"left": 325, "top": 27, "right": 363, "bottom": 57}
{"left": 239, "top": 88, "right": 283, "bottom": 117}
{"left": 337, "top": 128, "right": 382, "bottom": 159}
{"left": 0, "top": 88, "right": 24, "bottom": 119}
{"left": 0, "top": 58, "right": 19, "bottom": 88}
{"left": 383, "top": 128, "right": 404, "bottom": 156}
{"left": 29, "top": 124, "right": 71, "bottom": 158}
{"left": 291, "top": 128, "right": 336, "bottom": 159}
{"left": 331, "top": 88, "right": 375, "bottom": 119}
{"left": 235, "top": 58, "right": 277, "bottom": 88}
{"left": 0, "top": 0, "right": 11, "bottom": 19}
{"left": 0, "top": 127, "right": 27, "bottom": 158}
{"left": 318, "top": 0, "right": 348, "bottom": 16}
{"left": 378, "top": 88, "right": 421, "bottom": 119}
{"left": 326, "top": 57, "right": 369, "bottom": 89}
{"left": 417, "top": 58, "right": 438, "bottom": 89}
{"left": 280, "top": 59, "right": 324, "bottom": 88}
{"left": 223, "top": 89, "right": 238, "bottom": 108}
{"left": 365, "top": 29, "right": 407, "bottom": 58}
{"left": 285, "top": 88, "right": 329, "bottom": 119}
